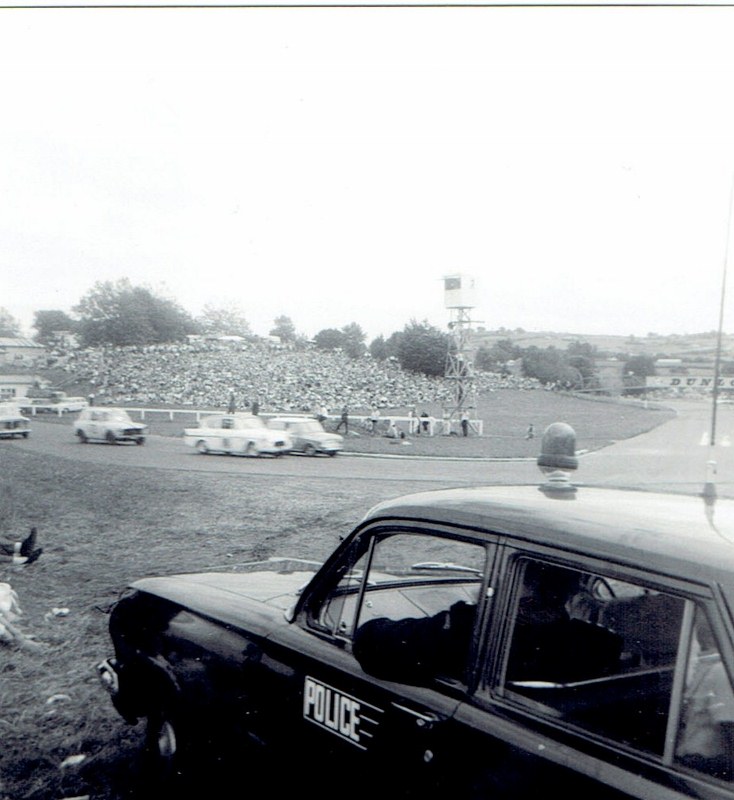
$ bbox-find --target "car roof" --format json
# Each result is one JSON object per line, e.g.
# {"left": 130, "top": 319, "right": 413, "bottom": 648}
{"left": 361, "top": 484, "right": 734, "bottom": 587}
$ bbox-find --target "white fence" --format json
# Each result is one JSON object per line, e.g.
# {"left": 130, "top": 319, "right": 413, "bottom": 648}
{"left": 118, "top": 408, "right": 484, "bottom": 436}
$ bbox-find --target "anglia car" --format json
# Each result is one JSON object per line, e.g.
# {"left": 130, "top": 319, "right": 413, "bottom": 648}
{"left": 267, "top": 416, "right": 344, "bottom": 456}
{"left": 183, "top": 413, "right": 292, "bottom": 457}
{"left": 0, "top": 403, "right": 31, "bottom": 439}
{"left": 74, "top": 407, "right": 147, "bottom": 445}
{"left": 96, "top": 433, "right": 734, "bottom": 799}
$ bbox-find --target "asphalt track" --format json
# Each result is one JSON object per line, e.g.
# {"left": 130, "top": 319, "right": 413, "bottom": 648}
{"left": 9, "top": 399, "right": 734, "bottom": 497}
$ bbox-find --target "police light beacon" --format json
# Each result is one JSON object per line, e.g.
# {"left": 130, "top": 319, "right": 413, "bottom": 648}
{"left": 537, "top": 422, "right": 578, "bottom": 493}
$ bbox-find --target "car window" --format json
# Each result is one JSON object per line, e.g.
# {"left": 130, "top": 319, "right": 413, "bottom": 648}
{"left": 499, "top": 558, "right": 686, "bottom": 756}
{"left": 675, "top": 606, "right": 734, "bottom": 781}
{"left": 232, "top": 416, "right": 265, "bottom": 429}
{"left": 312, "top": 530, "right": 489, "bottom": 685}
{"left": 108, "top": 411, "right": 132, "bottom": 422}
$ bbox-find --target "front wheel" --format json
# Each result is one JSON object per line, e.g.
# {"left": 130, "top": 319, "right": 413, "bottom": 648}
{"left": 303, "top": 443, "right": 317, "bottom": 457}
{"left": 245, "top": 441, "right": 260, "bottom": 457}
{"left": 143, "top": 706, "right": 188, "bottom": 791}
{"left": 105, "top": 430, "right": 117, "bottom": 445}
{"left": 196, "top": 440, "right": 209, "bottom": 455}
{"left": 77, "top": 430, "right": 88, "bottom": 444}
{"left": 136, "top": 437, "right": 145, "bottom": 446}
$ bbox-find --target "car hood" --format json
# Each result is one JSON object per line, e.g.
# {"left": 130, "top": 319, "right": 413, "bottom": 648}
{"left": 130, "top": 557, "right": 322, "bottom": 616}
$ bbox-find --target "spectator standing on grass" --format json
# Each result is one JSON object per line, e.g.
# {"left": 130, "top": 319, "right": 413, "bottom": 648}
{"left": 461, "top": 410, "right": 470, "bottom": 437}
{"left": 227, "top": 390, "right": 236, "bottom": 414}
{"left": 409, "top": 407, "right": 419, "bottom": 435}
{"left": 336, "top": 405, "right": 349, "bottom": 434}
{"left": 386, "top": 419, "right": 400, "bottom": 439}
{"left": 370, "top": 406, "right": 381, "bottom": 434}
{"left": 526, "top": 423, "right": 535, "bottom": 440}
{"left": 251, "top": 397, "right": 260, "bottom": 415}
{"left": 421, "top": 411, "right": 430, "bottom": 434}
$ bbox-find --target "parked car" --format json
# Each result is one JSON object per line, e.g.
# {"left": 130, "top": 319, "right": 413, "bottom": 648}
{"left": 183, "top": 413, "right": 292, "bottom": 457}
{"left": 267, "top": 416, "right": 344, "bottom": 456}
{"left": 19, "top": 393, "right": 88, "bottom": 414}
{"left": 95, "top": 437, "right": 734, "bottom": 799}
{"left": 74, "top": 408, "right": 147, "bottom": 445}
{"left": 0, "top": 403, "right": 30, "bottom": 439}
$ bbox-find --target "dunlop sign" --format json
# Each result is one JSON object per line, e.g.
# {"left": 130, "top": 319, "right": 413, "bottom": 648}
{"left": 646, "top": 376, "right": 734, "bottom": 389}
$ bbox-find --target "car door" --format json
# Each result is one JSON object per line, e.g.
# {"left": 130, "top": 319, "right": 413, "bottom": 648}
{"left": 257, "top": 523, "right": 499, "bottom": 795}
{"left": 87, "top": 410, "right": 105, "bottom": 439}
{"left": 450, "top": 549, "right": 734, "bottom": 799}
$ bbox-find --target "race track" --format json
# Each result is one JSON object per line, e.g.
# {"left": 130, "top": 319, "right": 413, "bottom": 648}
{"left": 9, "top": 400, "right": 734, "bottom": 496}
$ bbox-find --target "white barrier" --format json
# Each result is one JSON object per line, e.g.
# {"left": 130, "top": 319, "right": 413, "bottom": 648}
{"left": 113, "top": 407, "right": 484, "bottom": 436}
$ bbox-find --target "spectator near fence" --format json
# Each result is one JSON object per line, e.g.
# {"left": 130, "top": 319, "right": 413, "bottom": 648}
{"left": 461, "top": 410, "right": 470, "bottom": 437}
{"left": 336, "top": 405, "right": 349, "bottom": 434}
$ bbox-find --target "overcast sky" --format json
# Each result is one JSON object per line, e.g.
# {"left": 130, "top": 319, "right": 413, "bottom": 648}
{"left": 4, "top": 3, "right": 734, "bottom": 342}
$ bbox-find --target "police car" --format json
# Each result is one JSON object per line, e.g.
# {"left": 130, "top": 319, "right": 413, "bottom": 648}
{"left": 96, "top": 424, "right": 734, "bottom": 799}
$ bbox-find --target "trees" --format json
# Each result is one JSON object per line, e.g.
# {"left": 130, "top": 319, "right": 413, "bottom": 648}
{"left": 313, "top": 323, "right": 367, "bottom": 358}
{"left": 622, "top": 354, "right": 656, "bottom": 395}
{"left": 74, "top": 279, "right": 197, "bottom": 346}
{"left": 395, "top": 320, "right": 448, "bottom": 377}
{"left": 520, "top": 346, "right": 590, "bottom": 387}
{"left": 314, "top": 328, "right": 345, "bottom": 352}
{"left": 475, "top": 338, "right": 520, "bottom": 373}
{"left": 341, "top": 322, "right": 367, "bottom": 359}
{"left": 0, "top": 308, "right": 20, "bottom": 337}
{"left": 32, "top": 310, "right": 77, "bottom": 344}
{"left": 270, "top": 315, "right": 297, "bottom": 345}
{"left": 196, "top": 304, "right": 251, "bottom": 338}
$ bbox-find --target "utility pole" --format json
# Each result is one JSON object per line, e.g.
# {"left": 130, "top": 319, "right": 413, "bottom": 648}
{"left": 710, "top": 177, "right": 734, "bottom": 447}
{"left": 443, "top": 274, "right": 480, "bottom": 427}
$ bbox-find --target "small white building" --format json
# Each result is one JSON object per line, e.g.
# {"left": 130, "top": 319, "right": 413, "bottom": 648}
{"left": 0, "top": 372, "right": 47, "bottom": 402}
{"left": 0, "top": 337, "right": 46, "bottom": 367}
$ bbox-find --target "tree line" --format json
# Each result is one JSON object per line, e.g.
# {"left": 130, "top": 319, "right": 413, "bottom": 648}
{"left": 0, "top": 278, "right": 710, "bottom": 389}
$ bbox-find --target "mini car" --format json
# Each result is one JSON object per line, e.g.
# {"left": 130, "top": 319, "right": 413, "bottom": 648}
{"left": 183, "top": 413, "right": 292, "bottom": 457}
{"left": 267, "top": 416, "right": 344, "bottom": 456}
{"left": 74, "top": 408, "right": 147, "bottom": 445}
{"left": 96, "top": 436, "right": 734, "bottom": 799}
{"left": 0, "top": 403, "right": 30, "bottom": 439}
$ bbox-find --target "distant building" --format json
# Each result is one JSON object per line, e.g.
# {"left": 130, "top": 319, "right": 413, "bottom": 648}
{"left": 0, "top": 337, "right": 46, "bottom": 367}
{"left": 0, "top": 371, "right": 47, "bottom": 401}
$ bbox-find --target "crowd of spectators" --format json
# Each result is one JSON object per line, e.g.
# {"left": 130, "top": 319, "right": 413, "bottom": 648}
{"left": 56, "top": 339, "right": 544, "bottom": 415}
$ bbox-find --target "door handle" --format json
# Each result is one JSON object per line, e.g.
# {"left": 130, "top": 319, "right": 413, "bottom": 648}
{"left": 391, "top": 703, "right": 441, "bottom": 729}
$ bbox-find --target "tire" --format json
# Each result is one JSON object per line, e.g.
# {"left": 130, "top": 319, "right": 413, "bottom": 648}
{"left": 245, "top": 441, "right": 260, "bottom": 457}
{"left": 106, "top": 430, "right": 117, "bottom": 445}
{"left": 196, "top": 440, "right": 209, "bottom": 455}
{"left": 303, "top": 443, "right": 317, "bottom": 457}
{"left": 328, "top": 450, "right": 338, "bottom": 457}
{"left": 21, "top": 432, "right": 29, "bottom": 439}
{"left": 136, "top": 437, "right": 145, "bottom": 446}
{"left": 77, "top": 430, "right": 88, "bottom": 444}
{"left": 143, "top": 705, "right": 188, "bottom": 791}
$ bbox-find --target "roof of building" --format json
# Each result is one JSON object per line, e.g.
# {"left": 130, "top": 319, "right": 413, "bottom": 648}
{"left": 0, "top": 337, "right": 44, "bottom": 349}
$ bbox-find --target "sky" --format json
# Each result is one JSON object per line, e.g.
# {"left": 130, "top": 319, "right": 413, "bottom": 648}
{"left": 4, "top": 2, "right": 734, "bottom": 342}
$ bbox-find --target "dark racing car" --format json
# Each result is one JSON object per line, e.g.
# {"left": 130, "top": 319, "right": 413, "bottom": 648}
{"left": 97, "top": 437, "right": 734, "bottom": 799}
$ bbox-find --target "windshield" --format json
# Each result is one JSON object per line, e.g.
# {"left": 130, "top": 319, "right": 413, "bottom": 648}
{"left": 107, "top": 411, "right": 134, "bottom": 422}
{"left": 294, "top": 421, "right": 323, "bottom": 433}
